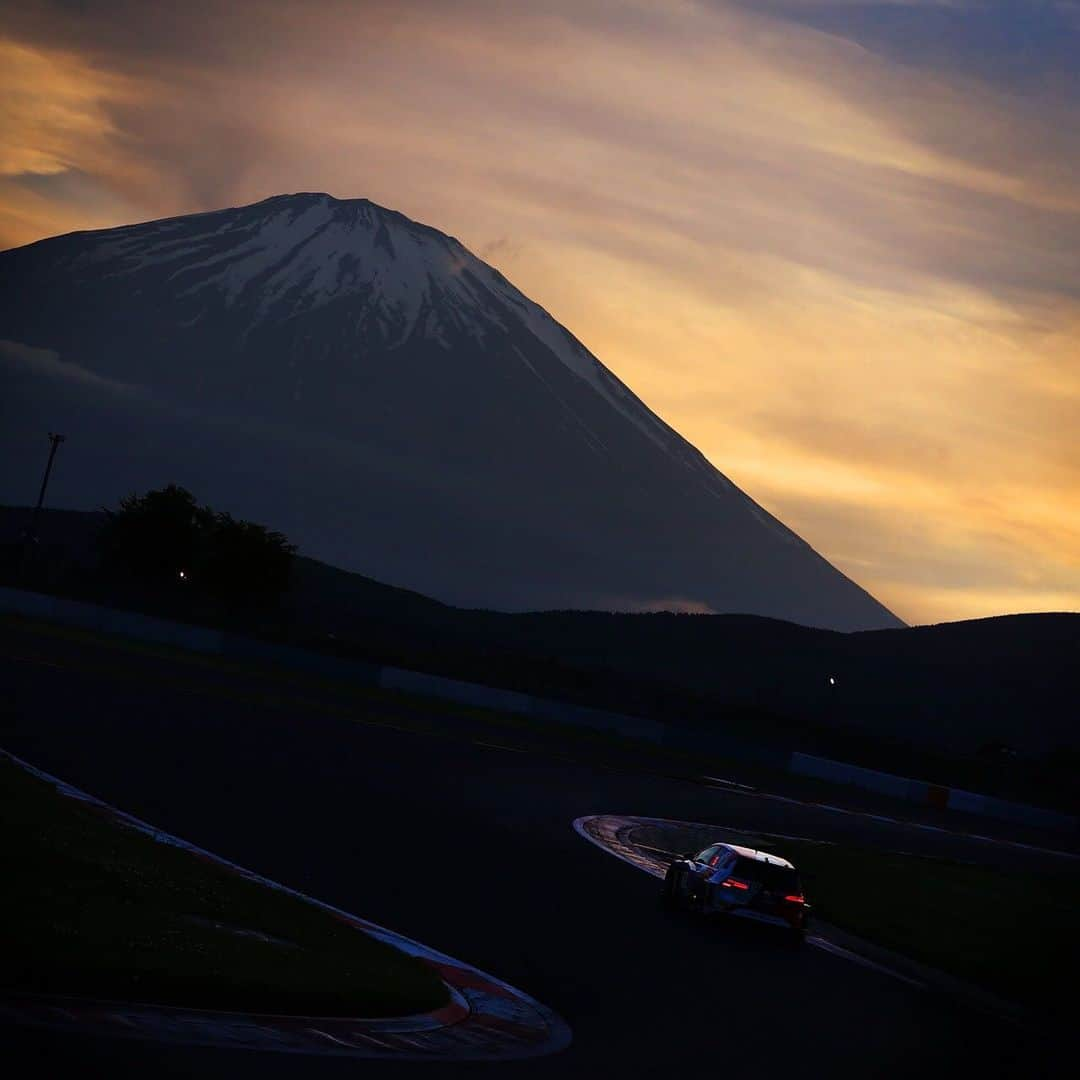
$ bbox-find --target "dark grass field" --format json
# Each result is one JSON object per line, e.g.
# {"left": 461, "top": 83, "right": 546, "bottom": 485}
{"left": 779, "top": 839, "right": 1080, "bottom": 1009}
{"left": 0, "top": 755, "right": 449, "bottom": 1018}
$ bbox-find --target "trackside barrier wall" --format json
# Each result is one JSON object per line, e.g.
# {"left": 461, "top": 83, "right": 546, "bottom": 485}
{"left": 944, "top": 787, "right": 1075, "bottom": 832}
{"left": 790, "top": 752, "right": 928, "bottom": 803}
{"left": 789, "top": 752, "right": 1077, "bottom": 832}
{"left": 0, "top": 585, "right": 223, "bottom": 654}
{"left": 222, "top": 635, "right": 381, "bottom": 685}
{"left": 378, "top": 666, "right": 664, "bottom": 741}
{"left": 1, "top": 585, "right": 1075, "bottom": 833}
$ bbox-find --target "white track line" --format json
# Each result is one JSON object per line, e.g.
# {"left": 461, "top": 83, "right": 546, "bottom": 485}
{"left": 808, "top": 938, "right": 924, "bottom": 988}
{"left": 699, "top": 775, "right": 757, "bottom": 791}
{"left": 473, "top": 741, "right": 528, "bottom": 753}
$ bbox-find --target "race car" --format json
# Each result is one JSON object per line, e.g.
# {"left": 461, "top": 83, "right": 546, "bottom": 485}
{"left": 660, "top": 842, "right": 811, "bottom": 937}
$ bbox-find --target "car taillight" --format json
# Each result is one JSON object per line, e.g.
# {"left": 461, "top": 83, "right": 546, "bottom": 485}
{"left": 721, "top": 878, "right": 749, "bottom": 890}
{"left": 783, "top": 894, "right": 805, "bottom": 904}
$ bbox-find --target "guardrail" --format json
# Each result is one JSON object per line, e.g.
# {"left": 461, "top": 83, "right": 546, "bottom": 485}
{"left": 1, "top": 585, "right": 1074, "bottom": 834}
{"left": 787, "top": 752, "right": 1076, "bottom": 833}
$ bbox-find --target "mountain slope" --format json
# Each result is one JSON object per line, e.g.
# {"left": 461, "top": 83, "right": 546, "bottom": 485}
{"left": 0, "top": 193, "right": 901, "bottom": 630}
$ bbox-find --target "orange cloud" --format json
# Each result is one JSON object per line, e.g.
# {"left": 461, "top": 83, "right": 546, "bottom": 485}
{"left": 0, "top": 39, "right": 121, "bottom": 176}
{"left": 0, "top": 1, "right": 1077, "bottom": 623}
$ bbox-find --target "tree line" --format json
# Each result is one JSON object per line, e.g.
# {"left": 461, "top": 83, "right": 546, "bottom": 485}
{"left": 98, "top": 484, "right": 296, "bottom": 608}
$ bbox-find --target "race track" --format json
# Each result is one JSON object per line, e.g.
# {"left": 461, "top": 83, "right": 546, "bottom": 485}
{"left": 0, "top": 623, "right": 1069, "bottom": 1078}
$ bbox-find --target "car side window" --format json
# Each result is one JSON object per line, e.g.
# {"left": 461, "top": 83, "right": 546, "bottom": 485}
{"left": 694, "top": 844, "right": 721, "bottom": 865}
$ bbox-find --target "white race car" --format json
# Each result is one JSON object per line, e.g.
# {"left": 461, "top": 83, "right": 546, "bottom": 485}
{"left": 660, "top": 842, "right": 811, "bottom": 939}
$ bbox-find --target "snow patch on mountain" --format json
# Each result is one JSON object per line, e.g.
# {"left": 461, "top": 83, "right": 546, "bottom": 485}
{"left": 71, "top": 193, "right": 716, "bottom": 470}
{"left": 52, "top": 196, "right": 793, "bottom": 536}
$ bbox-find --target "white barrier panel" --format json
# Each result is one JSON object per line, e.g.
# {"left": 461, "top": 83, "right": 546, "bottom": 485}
{"left": 945, "top": 789, "right": 986, "bottom": 817}
{"left": 223, "top": 636, "right": 380, "bottom": 684}
{"left": 0, "top": 586, "right": 223, "bottom": 654}
{"left": 1, "top": 586, "right": 93, "bottom": 625}
{"left": 789, "top": 752, "right": 927, "bottom": 803}
{"left": 379, "top": 667, "right": 539, "bottom": 714}
{"left": 543, "top": 700, "right": 664, "bottom": 741}
{"left": 378, "top": 665, "right": 664, "bottom": 742}
{"left": 948, "top": 788, "right": 1076, "bottom": 832}
{"left": 792, "top": 750, "right": 1077, "bottom": 832}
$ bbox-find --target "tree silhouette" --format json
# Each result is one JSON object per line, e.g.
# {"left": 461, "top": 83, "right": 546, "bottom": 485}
{"left": 201, "top": 511, "right": 295, "bottom": 607}
{"left": 98, "top": 485, "right": 295, "bottom": 608}
{"left": 98, "top": 485, "right": 205, "bottom": 588}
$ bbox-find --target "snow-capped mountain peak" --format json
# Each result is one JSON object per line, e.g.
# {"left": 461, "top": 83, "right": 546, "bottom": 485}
{"left": 0, "top": 194, "right": 902, "bottom": 630}
{"left": 66, "top": 193, "right": 732, "bottom": 483}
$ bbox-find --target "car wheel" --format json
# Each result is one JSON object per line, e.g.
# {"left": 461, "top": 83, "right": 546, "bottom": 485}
{"left": 660, "top": 863, "right": 682, "bottom": 911}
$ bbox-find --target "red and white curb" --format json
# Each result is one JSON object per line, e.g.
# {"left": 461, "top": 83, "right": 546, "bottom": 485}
{"left": 574, "top": 813, "right": 1032, "bottom": 1026}
{"left": 0, "top": 750, "right": 570, "bottom": 1060}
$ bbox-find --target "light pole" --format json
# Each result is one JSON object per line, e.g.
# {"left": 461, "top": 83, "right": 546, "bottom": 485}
{"left": 19, "top": 432, "right": 66, "bottom": 580}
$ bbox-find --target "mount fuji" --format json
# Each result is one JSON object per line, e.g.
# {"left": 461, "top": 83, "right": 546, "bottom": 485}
{"left": 0, "top": 193, "right": 901, "bottom": 630}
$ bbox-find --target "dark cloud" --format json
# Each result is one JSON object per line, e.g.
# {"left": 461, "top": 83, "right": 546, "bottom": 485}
{"left": 730, "top": 1, "right": 1080, "bottom": 96}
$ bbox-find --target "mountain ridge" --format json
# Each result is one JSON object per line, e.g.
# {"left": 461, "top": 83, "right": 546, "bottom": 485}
{"left": 1, "top": 193, "right": 901, "bottom": 630}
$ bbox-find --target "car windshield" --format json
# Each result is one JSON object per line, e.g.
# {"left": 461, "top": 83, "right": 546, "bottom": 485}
{"left": 731, "top": 856, "right": 799, "bottom": 892}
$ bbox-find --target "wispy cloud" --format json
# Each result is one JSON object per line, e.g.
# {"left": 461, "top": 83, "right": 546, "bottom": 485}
{"left": 620, "top": 597, "right": 719, "bottom": 615}
{"left": 0, "top": 339, "right": 148, "bottom": 399}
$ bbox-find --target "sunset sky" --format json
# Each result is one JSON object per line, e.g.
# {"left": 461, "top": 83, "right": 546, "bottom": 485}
{"left": 1, "top": 0, "right": 1077, "bottom": 625}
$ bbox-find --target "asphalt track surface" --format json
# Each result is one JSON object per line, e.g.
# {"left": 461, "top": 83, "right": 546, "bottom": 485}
{"left": 1, "top": 625, "right": 1072, "bottom": 1078}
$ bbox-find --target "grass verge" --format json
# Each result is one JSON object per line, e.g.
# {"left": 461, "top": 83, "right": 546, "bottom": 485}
{"left": 636, "top": 821, "right": 1079, "bottom": 1012}
{"left": 0, "top": 755, "right": 449, "bottom": 1017}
